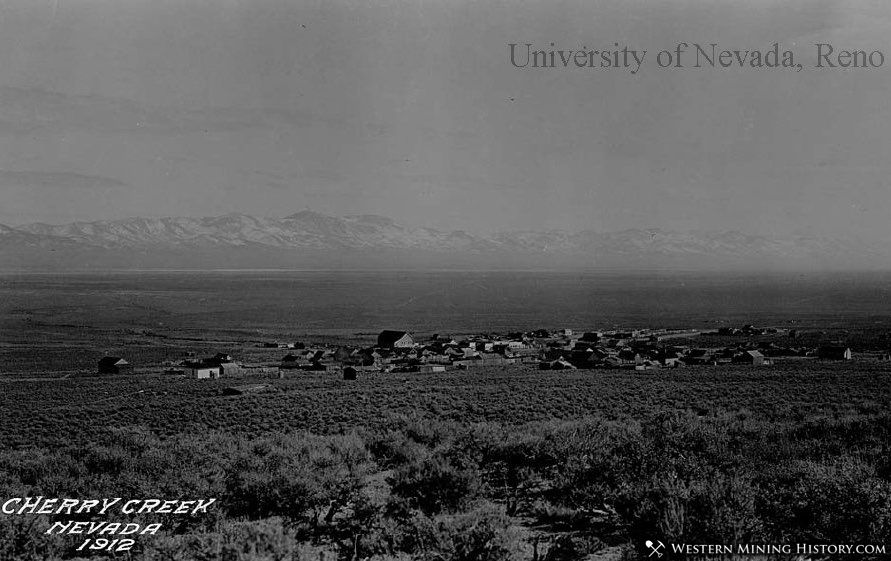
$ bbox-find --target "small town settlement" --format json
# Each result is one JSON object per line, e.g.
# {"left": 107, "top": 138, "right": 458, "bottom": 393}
{"left": 95, "top": 325, "right": 862, "bottom": 380}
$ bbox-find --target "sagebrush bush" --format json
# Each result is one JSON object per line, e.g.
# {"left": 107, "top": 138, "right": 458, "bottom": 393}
{"left": 389, "top": 453, "right": 480, "bottom": 516}
{"left": 2, "top": 408, "right": 891, "bottom": 560}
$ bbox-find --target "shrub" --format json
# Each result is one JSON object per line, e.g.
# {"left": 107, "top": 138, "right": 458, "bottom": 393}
{"left": 389, "top": 453, "right": 480, "bottom": 516}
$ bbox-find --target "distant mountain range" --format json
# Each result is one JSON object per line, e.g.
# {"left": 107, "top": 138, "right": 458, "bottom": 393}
{"left": 1, "top": 211, "right": 887, "bottom": 271}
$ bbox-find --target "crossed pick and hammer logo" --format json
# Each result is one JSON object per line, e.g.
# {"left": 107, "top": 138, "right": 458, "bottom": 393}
{"left": 645, "top": 540, "right": 665, "bottom": 557}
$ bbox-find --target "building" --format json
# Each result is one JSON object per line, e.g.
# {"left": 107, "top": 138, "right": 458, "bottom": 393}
{"left": 343, "top": 366, "right": 358, "bottom": 380}
{"left": 540, "top": 358, "right": 577, "bottom": 370}
{"left": 301, "top": 361, "right": 337, "bottom": 372}
{"left": 682, "top": 349, "right": 713, "bottom": 365}
{"left": 735, "top": 350, "right": 766, "bottom": 366}
{"left": 377, "top": 330, "right": 414, "bottom": 349}
{"left": 817, "top": 346, "right": 853, "bottom": 360}
{"left": 280, "top": 354, "right": 300, "bottom": 369}
{"left": 219, "top": 362, "right": 248, "bottom": 376}
{"left": 184, "top": 354, "right": 236, "bottom": 378}
{"left": 659, "top": 352, "right": 683, "bottom": 368}
{"left": 190, "top": 365, "right": 221, "bottom": 379}
{"left": 97, "top": 356, "right": 133, "bottom": 375}
{"left": 419, "top": 364, "right": 446, "bottom": 373}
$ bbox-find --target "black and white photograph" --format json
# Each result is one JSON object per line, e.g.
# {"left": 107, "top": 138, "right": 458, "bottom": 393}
{"left": 1, "top": 0, "right": 891, "bottom": 559}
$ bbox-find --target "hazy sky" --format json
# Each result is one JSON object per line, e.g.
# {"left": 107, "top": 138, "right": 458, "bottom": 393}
{"left": 1, "top": 0, "right": 890, "bottom": 240}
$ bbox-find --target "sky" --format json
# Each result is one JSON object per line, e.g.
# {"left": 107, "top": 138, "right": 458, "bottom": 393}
{"left": 0, "top": 0, "right": 890, "bottom": 241}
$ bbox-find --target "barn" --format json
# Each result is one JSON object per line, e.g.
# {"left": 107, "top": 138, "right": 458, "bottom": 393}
{"left": 97, "top": 357, "right": 133, "bottom": 375}
{"left": 377, "top": 330, "right": 414, "bottom": 349}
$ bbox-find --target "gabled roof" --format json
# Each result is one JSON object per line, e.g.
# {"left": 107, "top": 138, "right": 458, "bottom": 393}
{"left": 550, "top": 358, "right": 577, "bottom": 369}
{"left": 98, "top": 356, "right": 128, "bottom": 367}
{"left": 377, "top": 330, "right": 412, "bottom": 346}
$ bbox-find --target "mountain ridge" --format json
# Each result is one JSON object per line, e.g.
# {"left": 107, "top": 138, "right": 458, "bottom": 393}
{"left": 1, "top": 211, "right": 888, "bottom": 271}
